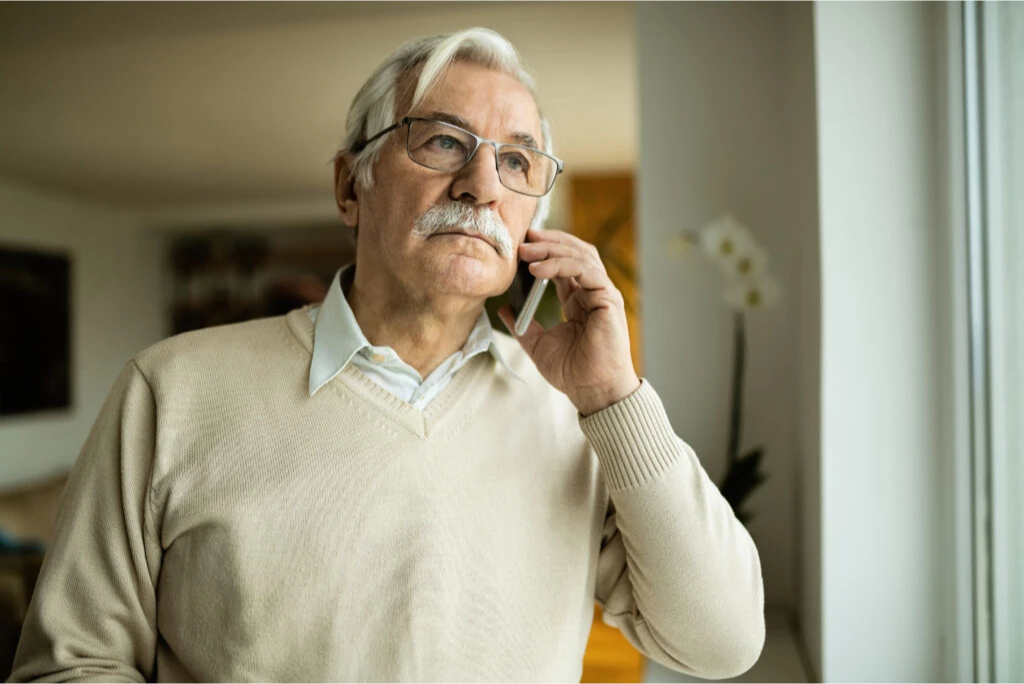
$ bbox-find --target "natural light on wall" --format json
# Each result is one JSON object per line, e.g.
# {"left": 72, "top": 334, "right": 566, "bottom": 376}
{"left": 971, "top": 1, "right": 1024, "bottom": 680}
{"left": 987, "top": 2, "right": 1023, "bottom": 680}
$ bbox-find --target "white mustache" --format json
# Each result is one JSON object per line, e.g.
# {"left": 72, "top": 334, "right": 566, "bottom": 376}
{"left": 412, "top": 203, "right": 514, "bottom": 259}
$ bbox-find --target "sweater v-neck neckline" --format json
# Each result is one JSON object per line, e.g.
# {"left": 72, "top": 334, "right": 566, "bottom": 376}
{"left": 285, "top": 306, "right": 491, "bottom": 439}
{"left": 336, "top": 358, "right": 487, "bottom": 438}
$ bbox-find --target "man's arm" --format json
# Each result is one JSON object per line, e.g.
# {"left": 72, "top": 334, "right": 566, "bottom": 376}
{"left": 494, "top": 228, "right": 763, "bottom": 677}
{"left": 580, "top": 380, "right": 765, "bottom": 680}
{"left": 10, "top": 362, "right": 162, "bottom": 683}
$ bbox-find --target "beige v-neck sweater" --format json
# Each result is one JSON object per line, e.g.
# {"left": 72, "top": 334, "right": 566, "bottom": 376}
{"left": 10, "top": 308, "right": 764, "bottom": 683}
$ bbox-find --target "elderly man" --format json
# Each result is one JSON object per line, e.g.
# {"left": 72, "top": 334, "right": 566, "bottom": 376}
{"left": 11, "top": 28, "right": 764, "bottom": 683}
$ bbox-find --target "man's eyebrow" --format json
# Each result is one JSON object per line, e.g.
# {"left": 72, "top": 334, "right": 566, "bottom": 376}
{"left": 418, "top": 111, "right": 541, "bottom": 150}
{"left": 420, "top": 111, "right": 474, "bottom": 131}
{"left": 509, "top": 131, "right": 541, "bottom": 150}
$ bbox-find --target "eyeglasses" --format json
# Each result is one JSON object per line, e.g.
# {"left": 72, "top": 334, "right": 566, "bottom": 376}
{"left": 353, "top": 116, "right": 564, "bottom": 197}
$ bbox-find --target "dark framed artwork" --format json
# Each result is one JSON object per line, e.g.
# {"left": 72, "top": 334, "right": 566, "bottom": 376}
{"left": 168, "top": 226, "right": 355, "bottom": 335}
{"left": 0, "top": 247, "right": 71, "bottom": 416}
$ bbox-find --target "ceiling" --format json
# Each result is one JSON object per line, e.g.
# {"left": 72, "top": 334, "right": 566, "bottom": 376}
{"left": 0, "top": 2, "right": 636, "bottom": 214}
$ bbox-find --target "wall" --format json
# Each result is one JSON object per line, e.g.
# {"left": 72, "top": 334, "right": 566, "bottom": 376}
{"left": 0, "top": 180, "right": 164, "bottom": 491}
{"left": 786, "top": 3, "right": 822, "bottom": 680}
{"left": 636, "top": 1, "right": 813, "bottom": 614}
{"left": 0, "top": 2, "right": 637, "bottom": 207}
{"left": 814, "top": 2, "right": 945, "bottom": 680}
{"left": 989, "top": 3, "right": 1024, "bottom": 678}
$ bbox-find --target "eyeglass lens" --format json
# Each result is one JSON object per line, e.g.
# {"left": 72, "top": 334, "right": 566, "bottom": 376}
{"left": 406, "top": 120, "right": 556, "bottom": 196}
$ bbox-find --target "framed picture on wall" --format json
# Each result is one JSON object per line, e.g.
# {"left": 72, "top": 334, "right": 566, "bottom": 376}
{"left": 0, "top": 246, "right": 71, "bottom": 417}
{"left": 167, "top": 226, "right": 354, "bottom": 335}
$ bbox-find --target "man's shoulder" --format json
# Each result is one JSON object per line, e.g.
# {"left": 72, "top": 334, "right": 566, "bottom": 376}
{"left": 131, "top": 314, "right": 305, "bottom": 388}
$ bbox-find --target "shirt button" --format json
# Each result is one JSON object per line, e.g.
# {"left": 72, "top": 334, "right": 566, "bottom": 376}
{"left": 371, "top": 353, "right": 386, "bottom": 363}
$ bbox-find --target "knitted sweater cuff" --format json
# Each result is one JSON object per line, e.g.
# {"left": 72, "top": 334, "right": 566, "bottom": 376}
{"left": 578, "top": 379, "right": 684, "bottom": 492}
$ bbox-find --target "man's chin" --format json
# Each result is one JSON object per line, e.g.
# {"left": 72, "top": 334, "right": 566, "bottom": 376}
{"left": 427, "top": 232, "right": 508, "bottom": 259}
{"left": 431, "top": 254, "right": 509, "bottom": 298}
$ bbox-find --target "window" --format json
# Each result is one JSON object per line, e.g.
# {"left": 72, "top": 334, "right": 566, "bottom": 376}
{"left": 964, "top": 2, "right": 1023, "bottom": 680}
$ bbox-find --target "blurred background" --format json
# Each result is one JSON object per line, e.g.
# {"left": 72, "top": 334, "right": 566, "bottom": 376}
{"left": 0, "top": 2, "right": 1021, "bottom": 682}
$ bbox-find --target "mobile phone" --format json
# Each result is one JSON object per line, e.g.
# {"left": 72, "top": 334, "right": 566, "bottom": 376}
{"left": 507, "top": 258, "right": 549, "bottom": 336}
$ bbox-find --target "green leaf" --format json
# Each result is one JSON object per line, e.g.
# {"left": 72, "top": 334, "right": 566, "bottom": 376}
{"left": 718, "top": 446, "right": 768, "bottom": 525}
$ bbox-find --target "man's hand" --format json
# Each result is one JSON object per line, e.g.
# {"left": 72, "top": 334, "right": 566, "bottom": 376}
{"left": 498, "top": 228, "right": 641, "bottom": 416}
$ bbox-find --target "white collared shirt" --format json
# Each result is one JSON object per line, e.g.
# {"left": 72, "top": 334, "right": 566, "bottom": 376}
{"left": 307, "top": 265, "right": 519, "bottom": 409}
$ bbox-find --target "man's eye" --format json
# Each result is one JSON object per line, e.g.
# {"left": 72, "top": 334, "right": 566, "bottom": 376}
{"left": 430, "top": 135, "right": 463, "bottom": 151}
{"left": 501, "top": 153, "right": 530, "bottom": 174}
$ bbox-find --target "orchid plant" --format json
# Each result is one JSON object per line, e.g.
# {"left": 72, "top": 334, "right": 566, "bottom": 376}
{"left": 672, "top": 215, "right": 782, "bottom": 525}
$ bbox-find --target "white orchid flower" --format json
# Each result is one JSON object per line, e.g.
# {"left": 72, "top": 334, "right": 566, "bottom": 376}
{"left": 667, "top": 231, "right": 700, "bottom": 257}
{"left": 730, "top": 243, "right": 769, "bottom": 281}
{"left": 699, "top": 215, "right": 756, "bottom": 276}
{"left": 723, "top": 274, "right": 782, "bottom": 312}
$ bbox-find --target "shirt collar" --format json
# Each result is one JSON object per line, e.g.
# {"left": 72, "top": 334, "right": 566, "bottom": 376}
{"left": 308, "top": 265, "right": 520, "bottom": 396}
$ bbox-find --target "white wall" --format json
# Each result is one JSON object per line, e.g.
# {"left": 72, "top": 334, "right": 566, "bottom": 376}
{"left": 786, "top": 3, "right": 823, "bottom": 680}
{"left": 636, "top": 1, "right": 814, "bottom": 613}
{"left": 814, "top": 3, "right": 945, "bottom": 680}
{"left": 0, "top": 180, "right": 165, "bottom": 490}
{"left": 989, "top": 4, "right": 1024, "bottom": 678}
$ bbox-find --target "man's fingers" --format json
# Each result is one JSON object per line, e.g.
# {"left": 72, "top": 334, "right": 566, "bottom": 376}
{"left": 522, "top": 231, "right": 606, "bottom": 271}
{"left": 553, "top": 275, "right": 580, "bottom": 303}
{"left": 525, "top": 227, "right": 595, "bottom": 253}
{"left": 571, "top": 284, "right": 624, "bottom": 313}
{"left": 519, "top": 240, "right": 597, "bottom": 268}
{"left": 528, "top": 257, "right": 608, "bottom": 291}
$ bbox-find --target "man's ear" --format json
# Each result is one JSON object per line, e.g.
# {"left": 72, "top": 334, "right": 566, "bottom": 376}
{"left": 333, "top": 153, "right": 359, "bottom": 228}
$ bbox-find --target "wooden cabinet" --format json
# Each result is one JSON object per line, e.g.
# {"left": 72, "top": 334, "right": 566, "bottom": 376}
{"left": 581, "top": 604, "right": 645, "bottom": 683}
{"left": 569, "top": 173, "right": 642, "bottom": 375}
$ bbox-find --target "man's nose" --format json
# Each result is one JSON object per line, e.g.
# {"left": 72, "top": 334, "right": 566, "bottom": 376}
{"left": 450, "top": 144, "right": 503, "bottom": 207}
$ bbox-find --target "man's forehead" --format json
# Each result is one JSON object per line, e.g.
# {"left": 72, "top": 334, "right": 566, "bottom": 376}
{"left": 397, "top": 62, "right": 543, "bottom": 146}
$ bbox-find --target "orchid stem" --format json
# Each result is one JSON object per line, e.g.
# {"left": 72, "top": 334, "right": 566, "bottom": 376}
{"left": 727, "top": 311, "right": 745, "bottom": 466}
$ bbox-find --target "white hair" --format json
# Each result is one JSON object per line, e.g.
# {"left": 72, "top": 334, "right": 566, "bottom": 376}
{"left": 339, "top": 27, "right": 555, "bottom": 230}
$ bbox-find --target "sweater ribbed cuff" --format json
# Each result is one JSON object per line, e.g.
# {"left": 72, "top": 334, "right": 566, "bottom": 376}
{"left": 578, "top": 379, "right": 684, "bottom": 492}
